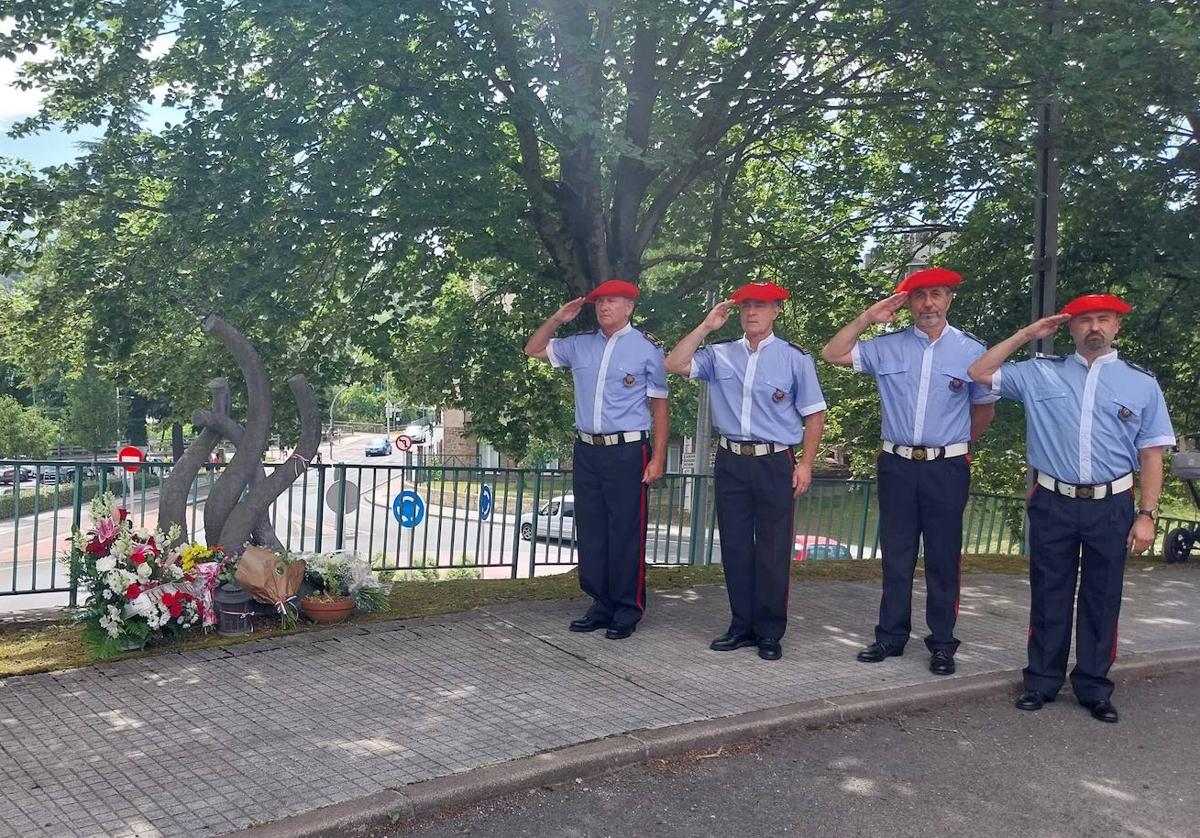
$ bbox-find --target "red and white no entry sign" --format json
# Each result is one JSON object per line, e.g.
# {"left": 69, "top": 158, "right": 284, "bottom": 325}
{"left": 117, "top": 445, "right": 145, "bottom": 473}
{"left": 395, "top": 435, "right": 414, "bottom": 452}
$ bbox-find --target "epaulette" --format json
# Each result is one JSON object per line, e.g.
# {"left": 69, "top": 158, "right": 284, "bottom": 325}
{"left": 638, "top": 329, "right": 663, "bottom": 348}
{"left": 707, "top": 338, "right": 735, "bottom": 346}
{"left": 785, "top": 340, "right": 810, "bottom": 355}
{"left": 1034, "top": 353, "right": 1063, "bottom": 361}
{"left": 1122, "top": 359, "right": 1156, "bottom": 378}
{"left": 960, "top": 330, "right": 986, "bottom": 347}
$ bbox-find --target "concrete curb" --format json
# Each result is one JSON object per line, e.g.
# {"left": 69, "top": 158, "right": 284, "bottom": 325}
{"left": 227, "top": 647, "right": 1200, "bottom": 838}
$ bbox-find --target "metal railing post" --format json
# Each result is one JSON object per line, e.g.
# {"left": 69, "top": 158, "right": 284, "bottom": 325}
{"left": 314, "top": 465, "right": 327, "bottom": 553}
{"left": 333, "top": 464, "right": 347, "bottom": 552}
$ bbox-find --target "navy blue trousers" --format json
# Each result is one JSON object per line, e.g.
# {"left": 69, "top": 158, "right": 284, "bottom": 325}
{"left": 572, "top": 438, "right": 649, "bottom": 627}
{"left": 875, "top": 452, "right": 970, "bottom": 654}
{"left": 1024, "top": 487, "right": 1133, "bottom": 702}
{"left": 714, "top": 447, "right": 794, "bottom": 641}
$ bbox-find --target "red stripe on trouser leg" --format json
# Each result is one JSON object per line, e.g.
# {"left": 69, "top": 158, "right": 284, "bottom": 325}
{"left": 636, "top": 443, "right": 648, "bottom": 614}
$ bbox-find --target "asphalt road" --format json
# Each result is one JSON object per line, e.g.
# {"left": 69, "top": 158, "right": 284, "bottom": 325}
{"left": 395, "top": 666, "right": 1200, "bottom": 838}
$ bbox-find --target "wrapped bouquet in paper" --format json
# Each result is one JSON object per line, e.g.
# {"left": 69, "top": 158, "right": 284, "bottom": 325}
{"left": 234, "top": 545, "right": 305, "bottom": 622}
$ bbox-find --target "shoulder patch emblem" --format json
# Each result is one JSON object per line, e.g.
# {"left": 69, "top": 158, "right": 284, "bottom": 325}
{"left": 1122, "top": 359, "right": 1156, "bottom": 378}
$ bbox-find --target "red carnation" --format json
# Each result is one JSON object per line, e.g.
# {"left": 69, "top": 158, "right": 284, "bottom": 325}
{"left": 125, "top": 583, "right": 143, "bottom": 600}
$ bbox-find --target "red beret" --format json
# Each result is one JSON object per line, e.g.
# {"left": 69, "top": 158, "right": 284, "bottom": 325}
{"left": 585, "top": 279, "right": 639, "bottom": 302}
{"left": 895, "top": 267, "right": 963, "bottom": 293}
{"left": 1060, "top": 293, "right": 1131, "bottom": 317}
{"left": 730, "top": 281, "right": 789, "bottom": 304}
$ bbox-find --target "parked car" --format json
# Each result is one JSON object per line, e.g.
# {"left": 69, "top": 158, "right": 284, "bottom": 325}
{"left": 519, "top": 495, "right": 576, "bottom": 542}
{"left": 364, "top": 437, "right": 393, "bottom": 457}
{"left": 793, "top": 534, "right": 851, "bottom": 561}
{"left": 0, "top": 465, "right": 36, "bottom": 485}
{"left": 37, "top": 465, "right": 76, "bottom": 483}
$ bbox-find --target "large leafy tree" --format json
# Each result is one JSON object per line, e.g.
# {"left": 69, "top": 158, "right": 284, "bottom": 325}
{"left": 0, "top": 0, "right": 1195, "bottom": 474}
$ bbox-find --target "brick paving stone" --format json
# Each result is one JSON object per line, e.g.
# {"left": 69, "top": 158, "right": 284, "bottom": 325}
{"left": 0, "top": 568, "right": 1197, "bottom": 836}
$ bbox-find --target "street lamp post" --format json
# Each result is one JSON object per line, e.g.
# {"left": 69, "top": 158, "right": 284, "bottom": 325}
{"left": 328, "top": 385, "right": 350, "bottom": 462}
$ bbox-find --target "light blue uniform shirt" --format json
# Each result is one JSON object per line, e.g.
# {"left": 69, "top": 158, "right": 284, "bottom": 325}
{"left": 689, "top": 333, "right": 826, "bottom": 446}
{"left": 993, "top": 350, "right": 1176, "bottom": 484}
{"left": 547, "top": 324, "right": 668, "bottom": 435}
{"left": 851, "top": 325, "right": 998, "bottom": 447}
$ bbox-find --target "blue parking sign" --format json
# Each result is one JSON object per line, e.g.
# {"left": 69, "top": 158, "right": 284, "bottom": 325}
{"left": 479, "top": 484, "right": 493, "bottom": 521}
{"left": 392, "top": 490, "right": 425, "bottom": 528}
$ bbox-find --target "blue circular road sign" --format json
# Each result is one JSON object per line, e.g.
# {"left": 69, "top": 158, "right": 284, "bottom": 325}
{"left": 479, "top": 484, "right": 493, "bottom": 521}
{"left": 392, "top": 490, "right": 425, "bottom": 528}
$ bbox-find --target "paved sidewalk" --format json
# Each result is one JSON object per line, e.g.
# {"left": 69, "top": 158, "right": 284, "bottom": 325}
{"left": 1, "top": 567, "right": 1198, "bottom": 838}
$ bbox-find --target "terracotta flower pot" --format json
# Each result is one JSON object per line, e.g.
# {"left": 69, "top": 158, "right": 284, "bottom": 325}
{"left": 300, "top": 595, "right": 356, "bottom": 624}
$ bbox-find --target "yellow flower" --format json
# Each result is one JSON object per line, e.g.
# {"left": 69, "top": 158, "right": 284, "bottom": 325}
{"left": 181, "top": 543, "right": 212, "bottom": 572}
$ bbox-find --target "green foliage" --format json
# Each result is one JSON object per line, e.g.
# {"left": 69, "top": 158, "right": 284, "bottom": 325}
{"left": 0, "top": 395, "right": 59, "bottom": 458}
{"left": 62, "top": 367, "right": 122, "bottom": 455}
{"left": 0, "top": 0, "right": 1196, "bottom": 485}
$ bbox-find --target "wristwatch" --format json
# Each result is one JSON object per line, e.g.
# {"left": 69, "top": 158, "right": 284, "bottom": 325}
{"left": 1137, "top": 508, "right": 1158, "bottom": 522}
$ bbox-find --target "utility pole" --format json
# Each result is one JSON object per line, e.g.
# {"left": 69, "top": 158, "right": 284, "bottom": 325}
{"left": 1026, "top": 0, "right": 1062, "bottom": 552}
{"left": 688, "top": 291, "right": 716, "bottom": 565}
{"left": 1031, "top": 0, "right": 1062, "bottom": 355}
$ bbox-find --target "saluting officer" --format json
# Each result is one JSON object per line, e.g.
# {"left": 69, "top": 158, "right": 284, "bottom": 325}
{"left": 665, "top": 281, "right": 827, "bottom": 661}
{"left": 822, "top": 268, "right": 997, "bottom": 676}
{"left": 524, "top": 280, "right": 668, "bottom": 640}
{"left": 968, "top": 293, "right": 1175, "bottom": 723}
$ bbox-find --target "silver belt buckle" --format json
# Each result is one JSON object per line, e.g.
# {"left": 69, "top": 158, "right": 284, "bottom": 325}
{"left": 739, "top": 443, "right": 755, "bottom": 456}
{"left": 911, "top": 446, "right": 927, "bottom": 461}
{"left": 592, "top": 434, "right": 605, "bottom": 446}
{"left": 1076, "top": 484, "right": 1094, "bottom": 499}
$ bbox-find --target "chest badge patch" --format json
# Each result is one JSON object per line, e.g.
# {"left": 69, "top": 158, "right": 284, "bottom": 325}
{"left": 623, "top": 373, "right": 636, "bottom": 387}
{"left": 772, "top": 388, "right": 786, "bottom": 403}
{"left": 1118, "top": 406, "right": 1133, "bottom": 421}
{"left": 949, "top": 378, "right": 964, "bottom": 392}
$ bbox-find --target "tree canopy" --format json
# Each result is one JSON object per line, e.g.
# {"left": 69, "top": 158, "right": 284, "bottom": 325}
{"left": 0, "top": 0, "right": 1196, "bottom": 493}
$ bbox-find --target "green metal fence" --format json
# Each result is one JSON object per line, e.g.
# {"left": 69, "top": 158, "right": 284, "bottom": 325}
{"left": 2, "top": 458, "right": 1194, "bottom": 601}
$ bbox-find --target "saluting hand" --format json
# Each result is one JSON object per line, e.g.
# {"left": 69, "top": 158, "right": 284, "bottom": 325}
{"left": 864, "top": 292, "right": 909, "bottom": 325}
{"left": 702, "top": 300, "right": 735, "bottom": 332}
{"left": 553, "top": 297, "right": 586, "bottom": 324}
{"left": 1023, "top": 313, "right": 1071, "bottom": 341}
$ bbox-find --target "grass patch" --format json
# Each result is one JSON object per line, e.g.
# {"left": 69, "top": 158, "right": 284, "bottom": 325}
{"left": 0, "top": 555, "right": 1191, "bottom": 679}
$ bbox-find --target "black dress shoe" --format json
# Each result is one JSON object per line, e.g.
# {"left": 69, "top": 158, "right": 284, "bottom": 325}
{"left": 1015, "top": 689, "right": 1054, "bottom": 711}
{"left": 757, "top": 638, "right": 782, "bottom": 661}
{"left": 604, "top": 623, "right": 636, "bottom": 640}
{"left": 1079, "top": 698, "right": 1119, "bottom": 724}
{"left": 709, "top": 632, "right": 758, "bottom": 652}
{"left": 856, "top": 641, "right": 903, "bottom": 663}
{"left": 569, "top": 616, "right": 610, "bottom": 633}
{"left": 929, "top": 651, "right": 956, "bottom": 676}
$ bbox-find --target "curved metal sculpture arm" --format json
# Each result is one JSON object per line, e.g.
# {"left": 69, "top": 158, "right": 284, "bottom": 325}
{"left": 157, "top": 378, "right": 228, "bottom": 545}
{"left": 192, "top": 409, "right": 284, "bottom": 552}
{"left": 219, "top": 374, "right": 321, "bottom": 551}
{"left": 200, "top": 316, "right": 273, "bottom": 550}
